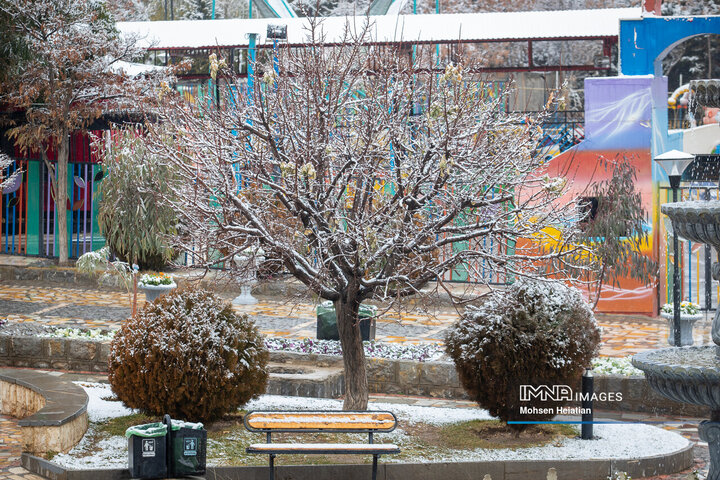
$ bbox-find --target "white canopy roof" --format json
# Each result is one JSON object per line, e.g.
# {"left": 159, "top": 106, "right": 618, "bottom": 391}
{"left": 117, "top": 7, "right": 639, "bottom": 51}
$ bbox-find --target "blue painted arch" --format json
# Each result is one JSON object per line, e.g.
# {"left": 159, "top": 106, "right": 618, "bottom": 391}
{"left": 620, "top": 16, "right": 720, "bottom": 76}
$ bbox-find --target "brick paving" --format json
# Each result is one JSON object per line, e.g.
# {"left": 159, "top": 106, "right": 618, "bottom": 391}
{"left": 0, "top": 415, "right": 22, "bottom": 469}
{"left": 1, "top": 280, "right": 711, "bottom": 356}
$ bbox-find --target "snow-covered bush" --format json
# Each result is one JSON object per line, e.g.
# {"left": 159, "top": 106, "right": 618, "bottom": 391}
{"left": 109, "top": 287, "right": 268, "bottom": 422}
{"left": 445, "top": 280, "right": 601, "bottom": 432}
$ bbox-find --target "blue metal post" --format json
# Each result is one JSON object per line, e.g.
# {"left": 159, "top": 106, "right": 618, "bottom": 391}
{"left": 248, "top": 33, "right": 257, "bottom": 104}
{"left": 435, "top": 0, "right": 440, "bottom": 67}
{"left": 273, "top": 39, "right": 279, "bottom": 76}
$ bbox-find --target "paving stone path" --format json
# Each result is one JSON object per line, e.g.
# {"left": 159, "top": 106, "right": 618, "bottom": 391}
{"left": 1, "top": 281, "right": 713, "bottom": 356}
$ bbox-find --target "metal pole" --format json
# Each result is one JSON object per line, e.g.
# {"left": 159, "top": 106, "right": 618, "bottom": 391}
{"left": 212, "top": 0, "right": 216, "bottom": 19}
{"left": 435, "top": 0, "right": 440, "bottom": 67}
{"left": 581, "top": 369, "right": 593, "bottom": 440}
{"left": 273, "top": 39, "right": 279, "bottom": 76}
{"left": 672, "top": 180, "right": 682, "bottom": 347}
{"left": 706, "top": 189, "right": 713, "bottom": 312}
{"left": 248, "top": 33, "right": 257, "bottom": 104}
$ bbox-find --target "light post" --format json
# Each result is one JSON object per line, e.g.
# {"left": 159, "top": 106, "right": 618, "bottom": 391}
{"left": 655, "top": 150, "right": 695, "bottom": 347}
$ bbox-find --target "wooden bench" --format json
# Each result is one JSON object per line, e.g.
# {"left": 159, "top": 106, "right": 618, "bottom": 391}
{"left": 244, "top": 410, "right": 401, "bottom": 480}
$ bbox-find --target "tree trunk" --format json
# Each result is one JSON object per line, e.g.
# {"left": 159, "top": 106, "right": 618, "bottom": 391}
{"left": 335, "top": 295, "right": 369, "bottom": 410}
{"left": 56, "top": 133, "right": 69, "bottom": 265}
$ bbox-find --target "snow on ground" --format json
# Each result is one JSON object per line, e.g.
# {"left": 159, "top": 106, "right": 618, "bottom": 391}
{"left": 52, "top": 425, "right": 128, "bottom": 469}
{"left": 77, "top": 382, "right": 136, "bottom": 422}
{"left": 51, "top": 384, "right": 691, "bottom": 470}
{"left": 246, "top": 394, "right": 494, "bottom": 425}
{"left": 415, "top": 424, "right": 690, "bottom": 462}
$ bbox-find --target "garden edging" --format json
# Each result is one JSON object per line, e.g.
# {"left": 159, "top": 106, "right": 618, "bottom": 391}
{"left": 0, "top": 334, "right": 710, "bottom": 417}
{"left": 21, "top": 442, "right": 695, "bottom": 480}
{"left": 0, "top": 368, "right": 89, "bottom": 455}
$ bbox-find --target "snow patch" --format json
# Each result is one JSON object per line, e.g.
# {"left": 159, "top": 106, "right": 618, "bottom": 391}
{"left": 76, "top": 382, "right": 136, "bottom": 422}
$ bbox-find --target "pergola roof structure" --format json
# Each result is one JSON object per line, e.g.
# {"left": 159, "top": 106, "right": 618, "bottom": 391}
{"left": 117, "top": 7, "right": 640, "bottom": 72}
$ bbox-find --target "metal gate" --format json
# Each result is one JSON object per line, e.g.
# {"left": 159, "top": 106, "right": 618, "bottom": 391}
{"left": 1, "top": 132, "right": 104, "bottom": 258}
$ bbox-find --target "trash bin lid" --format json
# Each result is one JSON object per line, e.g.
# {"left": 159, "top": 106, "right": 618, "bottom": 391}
{"left": 170, "top": 419, "right": 204, "bottom": 431}
{"left": 316, "top": 301, "right": 377, "bottom": 317}
{"left": 125, "top": 422, "right": 168, "bottom": 438}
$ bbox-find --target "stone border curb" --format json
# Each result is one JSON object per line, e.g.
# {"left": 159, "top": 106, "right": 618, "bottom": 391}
{"left": 22, "top": 442, "right": 694, "bottom": 480}
{"left": 1, "top": 368, "right": 88, "bottom": 454}
{"left": 0, "top": 334, "right": 712, "bottom": 417}
{"left": 0, "top": 369, "right": 87, "bottom": 426}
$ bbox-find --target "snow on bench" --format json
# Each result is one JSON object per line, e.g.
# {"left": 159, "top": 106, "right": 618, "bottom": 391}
{"left": 244, "top": 410, "right": 400, "bottom": 480}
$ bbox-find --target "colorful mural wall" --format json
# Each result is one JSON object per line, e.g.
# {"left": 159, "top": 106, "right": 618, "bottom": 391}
{"left": 549, "top": 77, "right": 656, "bottom": 314}
{"left": 550, "top": 15, "right": 720, "bottom": 315}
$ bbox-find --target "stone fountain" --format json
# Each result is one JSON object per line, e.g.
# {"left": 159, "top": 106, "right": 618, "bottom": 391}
{"left": 633, "top": 200, "right": 720, "bottom": 479}
{"left": 633, "top": 84, "right": 720, "bottom": 475}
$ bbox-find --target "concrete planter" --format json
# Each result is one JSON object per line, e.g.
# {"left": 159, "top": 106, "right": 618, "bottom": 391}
{"left": 660, "top": 311, "right": 703, "bottom": 346}
{"left": 138, "top": 282, "right": 177, "bottom": 302}
{"left": 232, "top": 254, "right": 264, "bottom": 305}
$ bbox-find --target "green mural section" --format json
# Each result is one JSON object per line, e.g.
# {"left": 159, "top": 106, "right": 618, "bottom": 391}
{"left": 25, "top": 161, "right": 40, "bottom": 255}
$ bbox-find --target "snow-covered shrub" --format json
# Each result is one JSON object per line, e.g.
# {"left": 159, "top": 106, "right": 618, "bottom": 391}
{"left": 445, "top": 280, "right": 600, "bottom": 432}
{"left": 109, "top": 287, "right": 268, "bottom": 422}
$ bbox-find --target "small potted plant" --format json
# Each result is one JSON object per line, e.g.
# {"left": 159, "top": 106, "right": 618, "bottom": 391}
{"left": 138, "top": 272, "right": 177, "bottom": 302}
{"left": 232, "top": 246, "right": 265, "bottom": 305}
{"left": 660, "top": 301, "right": 703, "bottom": 346}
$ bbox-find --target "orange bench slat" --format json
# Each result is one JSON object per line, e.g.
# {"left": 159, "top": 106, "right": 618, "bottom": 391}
{"left": 244, "top": 411, "right": 397, "bottom": 432}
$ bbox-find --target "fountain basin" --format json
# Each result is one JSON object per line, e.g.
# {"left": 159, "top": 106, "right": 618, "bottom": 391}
{"left": 632, "top": 347, "right": 720, "bottom": 409}
{"left": 691, "top": 79, "right": 720, "bottom": 108}
{"left": 662, "top": 201, "right": 720, "bottom": 250}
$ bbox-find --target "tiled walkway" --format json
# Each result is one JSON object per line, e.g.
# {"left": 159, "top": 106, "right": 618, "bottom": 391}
{"left": 0, "top": 281, "right": 709, "bottom": 357}
{"left": 0, "top": 415, "right": 22, "bottom": 469}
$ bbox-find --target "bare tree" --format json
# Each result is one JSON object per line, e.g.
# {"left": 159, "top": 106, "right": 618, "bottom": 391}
{"left": 144, "top": 20, "right": 588, "bottom": 410}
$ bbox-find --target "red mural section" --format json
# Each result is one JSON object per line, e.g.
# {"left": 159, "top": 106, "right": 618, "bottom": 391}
{"left": 549, "top": 148, "right": 655, "bottom": 315}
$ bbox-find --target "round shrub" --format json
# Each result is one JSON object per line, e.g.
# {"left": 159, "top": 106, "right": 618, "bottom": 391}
{"left": 109, "top": 287, "right": 269, "bottom": 422}
{"left": 445, "top": 279, "right": 600, "bottom": 432}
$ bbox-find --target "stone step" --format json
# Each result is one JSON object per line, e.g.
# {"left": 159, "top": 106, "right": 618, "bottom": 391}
{"left": 266, "top": 362, "right": 344, "bottom": 399}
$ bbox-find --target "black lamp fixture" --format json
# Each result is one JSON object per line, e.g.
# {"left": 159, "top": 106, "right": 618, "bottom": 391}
{"left": 655, "top": 149, "right": 695, "bottom": 347}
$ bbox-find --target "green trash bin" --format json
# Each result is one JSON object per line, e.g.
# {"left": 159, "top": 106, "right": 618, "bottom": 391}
{"left": 163, "top": 415, "right": 207, "bottom": 477}
{"left": 316, "top": 301, "right": 377, "bottom": 341}
{"left": 126, "top": 422, "right": 168, "bottom": 479}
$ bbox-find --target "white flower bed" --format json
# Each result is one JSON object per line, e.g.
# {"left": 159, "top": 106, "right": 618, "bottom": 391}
{"left": 592, "top": 357, "right": 644, "bottom": 377}
{"left": 265, "top": 338, "right": 445, "bottom": 362}
{"left": 42, "top": 328, "right": 445, "bottom": 362}
{"left": 44, "top": 328, "right": 116, "bottom": 342}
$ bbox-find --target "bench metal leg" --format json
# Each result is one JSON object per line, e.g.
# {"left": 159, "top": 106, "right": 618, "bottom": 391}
{"left": 269, "top": 454, "right": 275, "bottom": 480}
{"left": 372, "top": 454, "right": 379, "bottom": 480}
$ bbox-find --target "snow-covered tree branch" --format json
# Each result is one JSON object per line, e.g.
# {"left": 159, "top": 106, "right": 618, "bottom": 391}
{"left": 0, "top": 0, "right": 171, "bottom": 264}
{"left": 143, "top": 19, "right": 591, "bottom": 410}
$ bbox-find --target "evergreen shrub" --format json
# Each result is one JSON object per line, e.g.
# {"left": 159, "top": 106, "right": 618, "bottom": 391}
{"left": 445, "top": 280, "right": 600, "bottom": 432}
{"left": 109, "top": 287, "right": 268, "bottom": 422}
